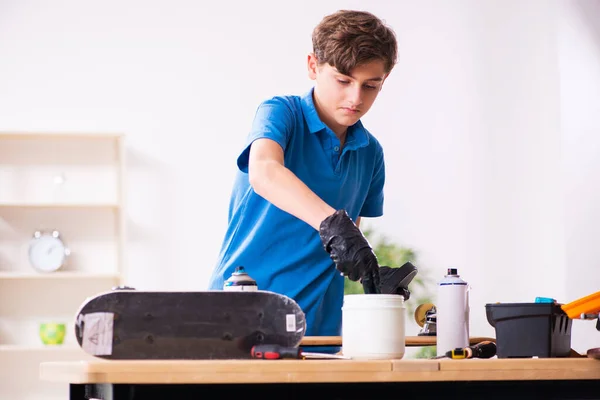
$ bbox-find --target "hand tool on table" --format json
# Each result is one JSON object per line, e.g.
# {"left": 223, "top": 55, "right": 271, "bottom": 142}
{"left": 433, "top": 341, "right": 497, "bottom": 359}
{"left": 251, "top": 344, "right": 350, "bottom": 360}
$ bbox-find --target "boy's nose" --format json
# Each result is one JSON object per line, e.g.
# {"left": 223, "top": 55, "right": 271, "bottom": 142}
{"left": 347, "top": 87, "right": 363, "bottom": 107}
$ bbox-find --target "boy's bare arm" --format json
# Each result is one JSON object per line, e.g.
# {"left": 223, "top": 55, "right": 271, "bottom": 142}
{"left": 248, "top": 137, "right": 380, "bottom": 292}
{"left": 248, "top": 138, "right": 335, "bottom": 230}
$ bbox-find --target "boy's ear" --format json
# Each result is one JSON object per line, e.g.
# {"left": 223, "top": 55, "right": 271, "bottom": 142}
{"left": 307, "top": 53, "right": 318, "bottom": 80}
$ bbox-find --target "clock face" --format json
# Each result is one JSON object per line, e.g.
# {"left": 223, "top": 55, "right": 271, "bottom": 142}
{"left": 29, "top": 234, "right": 67, "bottom": 272}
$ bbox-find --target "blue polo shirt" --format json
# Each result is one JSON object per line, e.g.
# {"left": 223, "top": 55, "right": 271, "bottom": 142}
{"left": 208, "top": 87, "right": 385, "bottom": 338}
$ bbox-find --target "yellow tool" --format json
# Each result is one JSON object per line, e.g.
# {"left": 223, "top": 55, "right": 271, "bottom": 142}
{"left": 433, "top": 341, "right": 497, "bottom": 360}
{"left": 434, "top": 348, "right": 467, "bottom": 359}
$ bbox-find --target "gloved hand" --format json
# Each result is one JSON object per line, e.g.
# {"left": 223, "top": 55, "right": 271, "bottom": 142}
{"left": 318, "top": 210, "right": 381, "bottom": 293}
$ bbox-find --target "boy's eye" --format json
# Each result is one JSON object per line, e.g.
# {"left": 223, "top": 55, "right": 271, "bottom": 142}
{"left": 336, "top": 78, "right": 379, "bottom": 90}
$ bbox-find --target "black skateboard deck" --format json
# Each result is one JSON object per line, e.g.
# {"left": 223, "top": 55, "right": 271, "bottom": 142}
{"left": 74, "top": 289, "right": 306, "bottom": 360}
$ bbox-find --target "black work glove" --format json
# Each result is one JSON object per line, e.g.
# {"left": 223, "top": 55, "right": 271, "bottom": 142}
{"left": 318, "top": 210, "right": 381, "bottom": 293}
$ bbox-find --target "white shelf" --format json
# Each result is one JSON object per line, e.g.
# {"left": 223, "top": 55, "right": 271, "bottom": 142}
{"left": 0, "top": 271, "right": 120, "bottom": 280}
{"left": 0, "top": 202, "right": 120, "bottom": 209}
{"left": 0, "top": 344, "right": 81, "bottom": 353}
{"left": 0, "top": 131, "right": 124, "bottom": 140}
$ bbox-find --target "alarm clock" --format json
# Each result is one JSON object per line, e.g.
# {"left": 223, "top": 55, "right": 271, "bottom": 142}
{"left": 28, "top": 230, "right": 71, "bottom": 272}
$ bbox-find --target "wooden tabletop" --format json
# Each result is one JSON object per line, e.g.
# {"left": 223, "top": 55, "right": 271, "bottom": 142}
{"left": 40, "top": 357, "right": 600, "bottom": 384}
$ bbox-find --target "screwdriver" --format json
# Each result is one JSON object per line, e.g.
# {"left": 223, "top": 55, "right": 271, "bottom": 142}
{"left": 250, "top": 344, "right": 349, "bottom": 360}
{"left": 434, "top": 341, "right": 497, "bottom": 359}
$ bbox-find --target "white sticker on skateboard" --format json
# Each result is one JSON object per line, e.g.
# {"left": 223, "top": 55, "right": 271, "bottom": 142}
{"left": 82, "top": 312, "right": 114, "bottom": 356}
{"left": 286, "top": 314, "right": 296, "bottom": 332}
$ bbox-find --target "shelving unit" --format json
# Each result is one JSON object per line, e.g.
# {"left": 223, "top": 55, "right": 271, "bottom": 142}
{"left": 0, "top": 203, "right": 120, "bottom": 208}
{"left": 0, "top": 132, "right": 125, "bottom": 399}
{"left": 0, "top": 271, "right": 120, "bottom": 279}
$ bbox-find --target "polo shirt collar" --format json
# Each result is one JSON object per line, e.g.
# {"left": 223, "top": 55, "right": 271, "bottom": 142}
{"left": 345, "top": 120, "right": 369, "bottom": 151}
{"left": 301, "top": 87, "right": 370, "bottom": 150}
{"left": 301, "top": 87, "right": 326, "bottom": 134}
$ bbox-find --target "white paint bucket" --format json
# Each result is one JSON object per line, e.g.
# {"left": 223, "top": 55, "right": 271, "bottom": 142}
{"left": 341, "top": 294, "right": 406, "bottom": 360}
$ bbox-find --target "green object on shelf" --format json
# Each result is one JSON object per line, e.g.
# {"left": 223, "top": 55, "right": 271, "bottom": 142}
{"left": 39, "top": 323, "right": 66, "bottom": 345}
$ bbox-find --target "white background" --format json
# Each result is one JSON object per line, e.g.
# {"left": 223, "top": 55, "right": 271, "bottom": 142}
{"left": 1, "top": 0, "right": 599, "bottom": 353}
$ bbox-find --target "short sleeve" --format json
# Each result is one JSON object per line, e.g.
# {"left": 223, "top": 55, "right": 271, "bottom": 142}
{"left": 237, "top": 97, "right": 294, "bottom": 173}
{"left": 359, "top": 147, "right": 385, "bottom": 218}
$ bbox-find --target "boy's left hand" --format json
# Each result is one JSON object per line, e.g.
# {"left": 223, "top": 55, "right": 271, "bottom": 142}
{"left": 318, "top": 210, "right": 381, "bottom": 292}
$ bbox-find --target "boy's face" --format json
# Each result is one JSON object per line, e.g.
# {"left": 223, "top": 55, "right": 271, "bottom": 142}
{"left": 307, "top": 53, "right": 388, "bottom": 136}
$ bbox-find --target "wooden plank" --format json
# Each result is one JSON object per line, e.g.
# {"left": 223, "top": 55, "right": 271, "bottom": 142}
{"left": 389, "top": 358, "right": 600, "bottom": 381}
{"left": 391, "top": 359, "right": 439, "bottom": 372}
{"left": 301, "top": 336, "right": 496, "bottom": 347}
{"left": 40, "top": 359, "right": 396, "bottom": 384}
{"left": 82, "top": 359, "right": 392, "bottom": 374}
{"left": 39, "top": 357, "right": 600, "bottom": 384}
{"left": 439, "top": 357, "right": 600, "bottom": 371}
{"left": 300, "top": 336, "right": 340, "bottom": 345}
{"left": 434, "top": 358, "right": 600, "bottom": 381}
{"left": 75, "top": 370, "right": 406, "bottom": 384}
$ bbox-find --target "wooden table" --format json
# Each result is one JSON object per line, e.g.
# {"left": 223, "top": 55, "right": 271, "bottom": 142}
{"left": 40, "top": 357, "right": 600, "bottom": 399}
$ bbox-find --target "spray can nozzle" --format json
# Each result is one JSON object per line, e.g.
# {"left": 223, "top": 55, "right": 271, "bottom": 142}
{"left": 223, "top": 266, "right": 258, "bottom": 291}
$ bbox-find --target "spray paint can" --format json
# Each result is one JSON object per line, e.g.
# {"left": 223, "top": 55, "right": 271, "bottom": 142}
{"left": 223, "top": 266, "right": 258, "bottom": 291}
{"left": 436, "top": 268, "right": 470, "bottom": 357}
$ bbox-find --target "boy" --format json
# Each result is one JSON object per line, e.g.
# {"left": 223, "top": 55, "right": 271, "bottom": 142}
{"left": 208, "top": 10, "right": 399, "bottom": 337}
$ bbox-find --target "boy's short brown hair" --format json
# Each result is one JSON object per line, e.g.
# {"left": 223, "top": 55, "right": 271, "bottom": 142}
{"left": 312, "top": 10, "right": 398, "bottom": 76}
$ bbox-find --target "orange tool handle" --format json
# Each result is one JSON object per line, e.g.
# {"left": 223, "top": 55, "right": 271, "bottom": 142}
{"left": 251, "top": 344, "right": 303, "bottom": 359}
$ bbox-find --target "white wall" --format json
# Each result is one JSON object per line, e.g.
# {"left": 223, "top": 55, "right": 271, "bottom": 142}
{"left": 557, "top": 0, "right": 600, "bottom": 353}
{"left": 0, "top": 0, "right": 598, "bottom": 353}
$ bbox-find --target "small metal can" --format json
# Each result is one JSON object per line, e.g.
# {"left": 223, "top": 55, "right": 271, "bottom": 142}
{"left": 223, "top": 266, "right": 258, "bottom": 291}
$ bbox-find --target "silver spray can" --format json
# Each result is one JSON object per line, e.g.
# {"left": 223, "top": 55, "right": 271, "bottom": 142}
{"left": 223, "top": 266, "right": 258, "bottom": 291}
{"left": 436, "top": 268, "right": 469, "bottom": 357}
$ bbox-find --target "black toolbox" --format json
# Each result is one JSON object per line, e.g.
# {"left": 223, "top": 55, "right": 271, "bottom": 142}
{"left": 485, "top": 302, "right": 572, "bottom": 358}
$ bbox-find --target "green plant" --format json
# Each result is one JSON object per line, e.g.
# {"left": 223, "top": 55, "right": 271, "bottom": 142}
{"left": 415, "top": 345, "right": 437, "bottom": 359}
